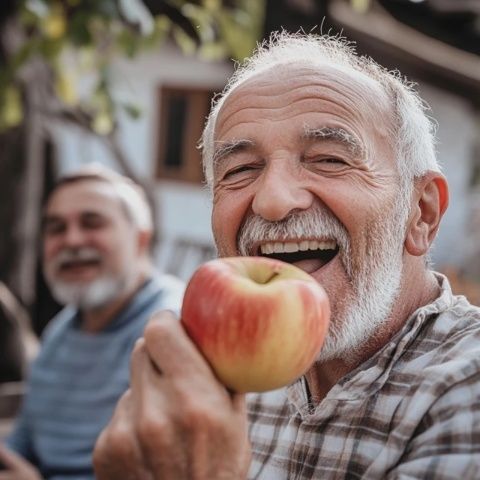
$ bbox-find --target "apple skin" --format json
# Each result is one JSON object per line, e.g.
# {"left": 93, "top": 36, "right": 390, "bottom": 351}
{"left": 181, "top": 256, "right": 330, "bottom": 393}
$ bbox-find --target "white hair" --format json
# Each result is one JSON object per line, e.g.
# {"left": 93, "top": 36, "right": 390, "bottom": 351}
{"left": 53, "top": 163, "right": 153, "bottom": 232}
{"left": 201, "top": 31, "right": 442, "bottom": 195}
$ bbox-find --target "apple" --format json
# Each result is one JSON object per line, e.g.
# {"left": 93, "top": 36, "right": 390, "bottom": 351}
{"left": 181, "top": 256, "right": 330, "bottom": 393}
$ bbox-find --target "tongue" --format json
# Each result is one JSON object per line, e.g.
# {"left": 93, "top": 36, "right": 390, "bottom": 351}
{"left": 292, "top": 258, "right": 325, "bottom": 274}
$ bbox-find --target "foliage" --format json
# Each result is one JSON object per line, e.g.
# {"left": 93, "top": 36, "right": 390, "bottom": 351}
{"left": 0, "top": 0, "right": 265, "bottom": 134}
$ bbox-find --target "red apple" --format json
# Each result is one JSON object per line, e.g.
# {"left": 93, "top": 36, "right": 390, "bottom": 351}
{"left": 181, "top": 256, "right": 330, "bottom": 393}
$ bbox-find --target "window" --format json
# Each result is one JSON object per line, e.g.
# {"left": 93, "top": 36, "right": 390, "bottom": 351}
{"left": 156, "top": 86, "right": 215, "bottom": 184}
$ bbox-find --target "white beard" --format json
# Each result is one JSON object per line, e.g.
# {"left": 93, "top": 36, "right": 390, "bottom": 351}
{"left": 236, "top": 196, "right": 409, "bottom": 363}
{"left": 316, "top": 212, "right": 405, "bottom": 363}
{"left": 45, "top": 247, "right": 136, "bottom": 310}
{"left": 48, "top": 275, "right": 129, "bottom": 310}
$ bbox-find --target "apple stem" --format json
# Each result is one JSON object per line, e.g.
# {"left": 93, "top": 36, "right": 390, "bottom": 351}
{"left": 264, "top": 271, "right": 280, "bottom": 283}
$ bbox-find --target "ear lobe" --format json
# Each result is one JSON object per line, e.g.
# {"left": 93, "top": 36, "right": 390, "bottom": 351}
{"left": 405, "top": 173, "right": 449, "bottom": 257}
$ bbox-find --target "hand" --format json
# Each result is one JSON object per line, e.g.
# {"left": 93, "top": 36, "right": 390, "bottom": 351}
{"left": 0, "top": 444, "right": 42, "bottom": 480}
{"left": 93, "top": 311, "right": 252, "bottom": 480}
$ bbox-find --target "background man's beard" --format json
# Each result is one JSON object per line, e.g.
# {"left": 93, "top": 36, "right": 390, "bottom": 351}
{"left": 48, "top": 275, "right": 130, "bottom": 310}
{"left": 45, "top": 246, "right": 137, "bottom": 310}
{"left": 234, "top": 198, "right": 409, "bottom": 363}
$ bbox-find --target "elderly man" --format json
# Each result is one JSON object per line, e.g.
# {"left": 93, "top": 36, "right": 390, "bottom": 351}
{"left": 93, "top": 32, "right": 480, "bottom": 479}
{"left": 0, "top": 165, "right": 184, "bottom": 479}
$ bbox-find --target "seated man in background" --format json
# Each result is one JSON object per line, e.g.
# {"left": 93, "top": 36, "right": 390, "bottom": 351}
{"left": 93, "top": 32, "right": 480, "bottom": 479}
{"left": 0, "top": 165, "right": 184, "bottom": 479}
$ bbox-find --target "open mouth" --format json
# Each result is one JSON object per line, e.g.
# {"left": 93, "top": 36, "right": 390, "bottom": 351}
{"left": 255, "top": 239, "right": 339, "bottom": 273}
{"left": 58, "top": 258, "right": 101, "bottom": 272}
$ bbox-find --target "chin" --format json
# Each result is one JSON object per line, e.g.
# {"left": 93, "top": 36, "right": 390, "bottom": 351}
{"left": 49, "top": 276, "right": 125, "bottom": 309}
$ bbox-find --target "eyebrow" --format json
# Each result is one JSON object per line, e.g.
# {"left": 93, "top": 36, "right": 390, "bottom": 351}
{"left": 302, "top": 126, "right": 364, "bottom": 158}
{"left": 42, "top": 211, "right": 106, "bottom": 228}
{"left": 42, "top": 214, "right": 62, "bottom": 226}
{"left": 212, "top": 139, "right": 255, "bottom": 169}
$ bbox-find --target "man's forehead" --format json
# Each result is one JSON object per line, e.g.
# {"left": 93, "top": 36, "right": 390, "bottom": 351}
{"left": 216, "top": 62, "right": 391, "bottom": 122}
{"left": 45, "top": 179, "right": 122, "bottom": 216}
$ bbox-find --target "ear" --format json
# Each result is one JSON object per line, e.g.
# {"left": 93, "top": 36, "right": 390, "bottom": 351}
{"left": 405, "top": 172, "right": 449, "bottom": 257}
{"left": 137, "top": 229, "right": 153, "bottom": 257}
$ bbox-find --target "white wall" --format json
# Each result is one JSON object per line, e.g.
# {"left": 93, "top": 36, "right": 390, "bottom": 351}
{"left": 418, "top": 83, "right": 477, "bottom": 269}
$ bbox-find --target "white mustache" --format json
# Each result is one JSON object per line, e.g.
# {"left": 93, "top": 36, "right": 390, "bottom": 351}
{"left": 237, "top": 205, "right": 351, "bottom": 258}
{"left": 51, "top": 247, "right": 103, "bottom": 270}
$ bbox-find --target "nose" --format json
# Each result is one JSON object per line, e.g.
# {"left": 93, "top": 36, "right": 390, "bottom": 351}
{"left": 62, "top": 225, "right": 87, "bottom": 248}
{"left": 252, "top": 161, "right": 314, "bottom": 221}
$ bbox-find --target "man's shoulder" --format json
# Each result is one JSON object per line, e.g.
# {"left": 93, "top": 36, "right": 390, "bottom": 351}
{"left": 395, "top": 293, "right": 480, "bottom": 394}
{"left": 41, "top": 306, "right": 78, "bottom": 343}
{"left": 428, "top": 293, "right": 480, "bottom": 351}
{"left": 409, "top": 274, "right": 480, "bottom": 360}
{"left": 155, "top": 272, "right": 185, "bottom": 295}
{"left": 149, "top": 272, "right": 185, "bottom": 315}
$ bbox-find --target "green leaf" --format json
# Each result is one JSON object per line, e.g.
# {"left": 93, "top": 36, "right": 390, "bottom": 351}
{"left": 198, "top": 41, "right": 227, "bottom": 61}
{"left": 0, "top": 86, "right": 24, "bottom": 130}
{"left": 38, "top": 38, "right": 64, "bottom": 61}
{"left": 92, "top": 110, "right": 114, "bottom": 134}
{"left": 69, "top": 11, "right": 94, "bottom": 46}
{"left": 117, "top": 28, "right": 140, "bottom": 58}
{"left": 172, "top": 25, "right": 197, "bottom": 55}
{"left": 121, "top": 103, "right": 142, "bottom": 119}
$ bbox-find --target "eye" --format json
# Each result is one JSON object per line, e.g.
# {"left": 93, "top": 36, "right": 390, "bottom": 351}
{"left": 43, "top": 220, "right": 66, "bottom": 236}
{"left": 222, "top": 163, "right": 259, "bottom": 180}
{"left": 81, "top": 213, "right": 108, "bottom": 230}
{"left": 303, "top": 155, "right": 349, "bottom": 171}
{"left": 310, "top": 156, "right": 346, "bottom": 164}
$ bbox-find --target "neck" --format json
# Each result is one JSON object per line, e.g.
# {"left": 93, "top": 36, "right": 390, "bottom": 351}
{"left": 80, "top": 272, "right": 148, "bottom": 333}
{"left": 305, "top": 266, "right": 441, "bottom": 404}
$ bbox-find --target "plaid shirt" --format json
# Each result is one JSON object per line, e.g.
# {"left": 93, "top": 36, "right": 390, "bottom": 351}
{"left": 247, "top": 273, "right": 480, "bottom": 479}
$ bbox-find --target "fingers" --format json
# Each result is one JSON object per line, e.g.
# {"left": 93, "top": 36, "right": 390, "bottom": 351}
{"left": 93, "top": 391, "right": 152, "bottom": 480}
{"left": 0, "top": 444, "right": 21, "bottom": 469}
{"left": 94, "top": 311, "right": 252, "bottom": 480}
{"left": 0, "top": 444, "right": 33, "bottom": 471}
{"left": 142, "top": 311, "right": 218, "bottom": 382}
{"left": 0, "top": 445, "right": 41, "bottom": 480}
{"left": 138, "top": 311, "right": 248, "bottom": 414}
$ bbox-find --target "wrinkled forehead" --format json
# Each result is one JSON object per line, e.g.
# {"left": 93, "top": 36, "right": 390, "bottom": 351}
{"left": 215, "top": 62, "right": 393, "bottom": 135}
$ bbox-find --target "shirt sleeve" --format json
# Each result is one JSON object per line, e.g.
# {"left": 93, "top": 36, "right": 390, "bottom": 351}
{"left": 385, "top": 369, "right": 480, "bottom": 479}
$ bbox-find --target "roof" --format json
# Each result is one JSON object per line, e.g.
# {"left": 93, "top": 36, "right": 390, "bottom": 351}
{"left": 328, "top": 0, "right": 480, "bottom": 104}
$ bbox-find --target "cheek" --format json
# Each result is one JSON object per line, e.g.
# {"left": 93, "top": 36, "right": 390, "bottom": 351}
{"left": 43, "top": 238, "right": 60, "bottom": 262}
{"left": 212, "top": 189, "right": 251, "bottom": 256}
{"left": 110, "top": 230, "right": 140, "bottom": 260}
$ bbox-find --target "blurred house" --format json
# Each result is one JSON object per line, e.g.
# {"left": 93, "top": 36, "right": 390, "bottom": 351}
{"left": 46, "top": 0, "right": 480, "bottom": 303}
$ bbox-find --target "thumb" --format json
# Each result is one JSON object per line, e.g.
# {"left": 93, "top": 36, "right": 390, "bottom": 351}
{"left": 0, "top": 444, "right": 25, "bottom": 469}
{"left": 0, "top": 444, "right": 42, "bottom": 480}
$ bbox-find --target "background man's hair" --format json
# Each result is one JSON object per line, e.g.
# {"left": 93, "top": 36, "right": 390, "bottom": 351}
{"left": 47, "top": 163, "right": 153, "bottom": 232}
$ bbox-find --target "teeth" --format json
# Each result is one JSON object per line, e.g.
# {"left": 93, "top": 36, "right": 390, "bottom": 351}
{"left": 283, "top": 243, "right": 298, "bottom": 253}
{"left": 259, "top": 240, "right": 337, "bottom": 255}
{"left": 274, "top": 242, "right": 283, "bottom": 253}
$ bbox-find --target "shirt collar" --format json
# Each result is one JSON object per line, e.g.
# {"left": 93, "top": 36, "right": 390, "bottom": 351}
{"left": 287, "top": 272, "right": 455, "bottom": 414}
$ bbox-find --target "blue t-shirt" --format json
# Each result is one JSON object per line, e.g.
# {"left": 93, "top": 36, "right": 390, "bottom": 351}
{"left": 7, "top": 274, "right": 184, "bottom": 479}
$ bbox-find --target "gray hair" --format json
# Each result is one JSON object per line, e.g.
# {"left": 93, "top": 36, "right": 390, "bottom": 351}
{"left": 48, "top": 164, "right": 153, "bottom": 232}
{"left": 201, "top": 31, "right": 441, "bottom": 197}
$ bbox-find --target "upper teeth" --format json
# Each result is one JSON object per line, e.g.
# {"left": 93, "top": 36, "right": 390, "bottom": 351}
{"left": 260, "top": 240, "right": 336, "bottom": 255}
